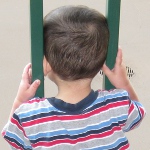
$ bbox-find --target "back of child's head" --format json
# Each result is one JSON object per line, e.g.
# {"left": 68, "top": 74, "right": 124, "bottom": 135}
{"left": 44, "top": 5, "right": 109, "bottom": 81}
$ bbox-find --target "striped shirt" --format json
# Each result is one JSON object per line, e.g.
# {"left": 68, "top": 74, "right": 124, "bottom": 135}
{"left": 2, "top": 89, "right": 145, "bottom": 150}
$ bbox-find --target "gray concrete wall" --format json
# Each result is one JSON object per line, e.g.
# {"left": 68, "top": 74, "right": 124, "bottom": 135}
{"left": 0, "top": 0, "right": 149, "bottom": 149}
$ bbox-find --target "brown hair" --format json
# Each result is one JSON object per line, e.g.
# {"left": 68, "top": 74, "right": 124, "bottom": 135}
{"left": 44, "top": 6, "right": 109, "bottom": 81}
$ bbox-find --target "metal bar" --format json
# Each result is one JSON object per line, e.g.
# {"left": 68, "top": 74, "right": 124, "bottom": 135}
{"left": 103, "top": 0, "right": 121, "bottom": 90}
{"left": 30, "top": 0, "right": 44, "bottom": 97}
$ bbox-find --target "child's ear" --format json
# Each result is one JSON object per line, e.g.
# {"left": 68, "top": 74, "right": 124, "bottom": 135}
{"left": 43, "top": 56, "right": 52, "bottom": 76}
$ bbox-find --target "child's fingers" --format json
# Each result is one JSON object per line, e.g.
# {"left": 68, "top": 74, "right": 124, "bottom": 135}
{"left": 29, "top": 68, "right": 32, "bottom": 77}
{"left": 29, "top": 68, "right": 32, "bottom": 84}
{"left": 115, "top": 48, "right": 123, "bottom": 67}
{"left": 22, "top": 63, "right": 32, "bottom": 82}
{"left": 29, "top": 80, "right": 40, "bottom": 94}
{"left": 102, "top": 64, "right": 113, "bottom": 77}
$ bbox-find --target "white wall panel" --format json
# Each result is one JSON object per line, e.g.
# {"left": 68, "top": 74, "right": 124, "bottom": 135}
{"left": 0, "top": 0, "right": 149, "bottom": 149}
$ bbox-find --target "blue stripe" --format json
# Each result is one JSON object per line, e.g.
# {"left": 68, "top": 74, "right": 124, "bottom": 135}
{"left": 103, "top": 91, "right": 128, "bottom": 100}
{"left": 18, "top": 106, "right": 63, "bottom": 119}
{"left": 6, "top": 132, "right": 32, "bottom": 149}
{"left": 133, "top": 101, "right": 143, "bottom": 107}
{"left": 95, "top": 90, "right": 128, "bottom": 103}
{"left": 28, "top": 115, "right": 127, "bottom": 140}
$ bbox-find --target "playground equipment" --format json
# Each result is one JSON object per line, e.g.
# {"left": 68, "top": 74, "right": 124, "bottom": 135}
{"left": 30, "top": 0, "right": 121, "bottom": 97}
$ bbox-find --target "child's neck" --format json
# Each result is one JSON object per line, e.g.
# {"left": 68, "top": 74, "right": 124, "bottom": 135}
{"left": 55, "top": 78, "right": 92, "bottom": 104}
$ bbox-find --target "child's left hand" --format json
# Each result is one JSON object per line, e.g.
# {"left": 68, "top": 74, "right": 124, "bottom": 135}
{"left": 15, "top": 63, "right": 40, "bottom": 103}
{"left": 102, "top": 48, "right": 130, "bottom": 89}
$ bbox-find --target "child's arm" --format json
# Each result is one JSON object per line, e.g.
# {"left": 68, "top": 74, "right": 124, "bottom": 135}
{"left": 9, "top": 63, "right": 40, "bottom": 120}
{"left": 102, "top": 48, "right": 139, "bottom": 101}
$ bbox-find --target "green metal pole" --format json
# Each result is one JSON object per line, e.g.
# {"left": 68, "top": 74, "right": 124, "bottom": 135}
{"left": 103, "top": 0, "right": 121, "bottom": 90}
{"left": 30, "top": 0, "right": 44, "bottom": 97}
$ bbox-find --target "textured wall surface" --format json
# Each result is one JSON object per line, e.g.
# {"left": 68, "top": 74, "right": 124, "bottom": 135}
{"left": 0, "top": 0, "right": 149, "bottom": 149}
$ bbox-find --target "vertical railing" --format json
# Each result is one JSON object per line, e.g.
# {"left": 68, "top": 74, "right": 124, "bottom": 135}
{"left": 103, "top": 0, "right": 121, "bottom": 90}
{"left": 30, "top": 0, "right": 44, "bottom": 97}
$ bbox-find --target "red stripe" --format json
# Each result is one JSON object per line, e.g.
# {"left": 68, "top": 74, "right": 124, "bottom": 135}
{"left": 120, "top": 143, "right": 130, "bottom": 150}
{"left": 2, "top": 131, "right": 6, "bottom": 137}
{"left": 119, "top": 123, "right": 126, "bottom": 128}
{"left": 26, "top": 98, "right": 45, "bottom": 104}
{"left": 11, "top": 118, "right": 22, "bottom": 130}
{"left": 139, "top": 107, "right": 145, "bottom": 117}
{"left": 22, "top": 100, "right": 129, "bottom": 127}
{"left": 11, "top": 117, "right": 27, "bottom": 137}
{"left": 128, "top": 102, "right": 134, "bottom": 115}
{"left": 6, "top": 139, "right": 23, "bottom": 150}
{"left": 32, "top": 126, "right": 121, "bottom": 147}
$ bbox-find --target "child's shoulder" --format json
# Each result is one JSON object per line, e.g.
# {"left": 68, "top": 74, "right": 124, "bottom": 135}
{"left": 96, "top": 89, "right": 130, "bottom": 108}
{"left": 97, "top": 89, "right": 129, "bottom": 98}
{"left": 15, "top": 97, "right": 51, "bottom": 115}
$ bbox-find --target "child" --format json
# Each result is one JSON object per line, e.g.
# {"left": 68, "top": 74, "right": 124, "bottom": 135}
{"left": 2, "top": 6, "right": 145, "bottom": 150}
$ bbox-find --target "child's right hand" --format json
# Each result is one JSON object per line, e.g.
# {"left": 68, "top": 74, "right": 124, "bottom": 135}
{"left": 15, "top": 63, "right": 40, "bottom": 104}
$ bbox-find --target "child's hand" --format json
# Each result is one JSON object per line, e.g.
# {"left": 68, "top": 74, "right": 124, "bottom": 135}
{"left": 15, "top": 63, "right": 40, "bottom": 103}
{"left": 102, "top": 48, "right": 130, "bottom": 89}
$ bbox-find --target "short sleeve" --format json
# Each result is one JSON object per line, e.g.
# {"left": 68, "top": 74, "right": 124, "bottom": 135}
{"left": 1, "top": 113, "right": 32, "bottom": 150}
{"left": 122, "top": 92, "right": 146, "bottom": 132}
